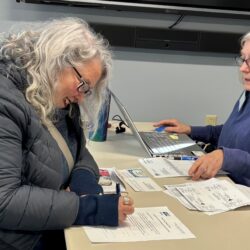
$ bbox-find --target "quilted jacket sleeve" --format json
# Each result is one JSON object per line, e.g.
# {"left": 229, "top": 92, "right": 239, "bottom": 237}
{"left": 0, "top": 89, "right": 79, "bottom": 231}
{"left": 69, "top": 111, "right": 103, "bottom": 195}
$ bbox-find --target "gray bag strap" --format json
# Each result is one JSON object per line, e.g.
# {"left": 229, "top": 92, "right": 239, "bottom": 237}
{"left": 0, "top": 74, "right": 75, "bottom": 172}
{"left": 47, "top": 123, "right": 74, "bottom": 173}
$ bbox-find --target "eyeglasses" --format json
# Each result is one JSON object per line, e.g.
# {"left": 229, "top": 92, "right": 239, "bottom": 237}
{"left": 235, "top": 56, "right": 250, "bottom": 68}
{"left": 72, "top": 66, "right": 92, "bottom": 96}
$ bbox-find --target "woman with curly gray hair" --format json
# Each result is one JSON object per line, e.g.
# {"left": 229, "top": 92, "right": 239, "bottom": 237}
{"left": 0, "top": 17, "right": 134, "bottom": 250}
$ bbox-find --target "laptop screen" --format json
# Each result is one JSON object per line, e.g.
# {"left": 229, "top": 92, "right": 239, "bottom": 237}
{"left": 110, "top": 91, "right": 203, "bottom": 157}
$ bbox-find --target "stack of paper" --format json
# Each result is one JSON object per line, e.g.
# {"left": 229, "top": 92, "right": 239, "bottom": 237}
{"left": 164, "top": 178, "right": 250, "bottom": 215}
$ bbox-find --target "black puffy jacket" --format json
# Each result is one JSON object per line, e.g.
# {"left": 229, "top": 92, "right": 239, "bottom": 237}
{"left": 0, "top": 64, "right": 102, "bottom": 249}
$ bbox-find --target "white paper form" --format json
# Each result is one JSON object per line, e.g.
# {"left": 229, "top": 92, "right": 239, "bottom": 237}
{"left": 139, "top": 157, "right": 228, "bottom": 178}
{"left": 118, "top": 168, "right": 162, "bottom": 192}
{"left": 83, "top": 207, "right": 195, "bottom": 242}
{"left": 236, "top": 184, "right": 250, "bottom": 199}
{"left": 164, "top": 184, "right": 197, "bottom": 210}
{"left": 176, "top": 178, "right": 250, "bottom": 212}
{"left": 164, "top": 179, "right": 225, "bottom": 215}
{"left": 139, "top": 157, "right": 194, "bottom": 178}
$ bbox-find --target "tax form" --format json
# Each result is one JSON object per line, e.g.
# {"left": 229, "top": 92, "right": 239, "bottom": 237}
{"left": 164, "top": 178, "right": 250, "bottom": 214}
{"left": 139, "top": 157, "right": 227, "bottom": 178}
{"left": 118, "top": 168, "right": 162, "bottom": 191}
{"left": 83, "top": 207, "right": 195, "bottom": 242}
{"left": 139, "top": 157, "right": 194, "bottom": 177}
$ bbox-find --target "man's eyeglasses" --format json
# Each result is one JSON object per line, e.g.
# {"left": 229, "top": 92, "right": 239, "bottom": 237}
{"left": 72, "top": 66, "right": 92, "bottom": 96}
{"left": 235, "top": 56, "right": 250, "bottom": 68}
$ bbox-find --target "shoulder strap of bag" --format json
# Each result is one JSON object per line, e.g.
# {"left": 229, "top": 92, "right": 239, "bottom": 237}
{"left": 47, "top": 123, "right": 74, "bottom": 173}
{"left": 0, "top": 73, "right": 75, "bottom": 172}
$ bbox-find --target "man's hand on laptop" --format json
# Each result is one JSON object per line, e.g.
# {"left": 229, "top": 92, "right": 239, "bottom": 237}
{"left": 153, "top": 119, "right": 191, "bottom": 135}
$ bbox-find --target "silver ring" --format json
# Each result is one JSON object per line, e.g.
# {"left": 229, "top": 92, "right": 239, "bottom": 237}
{"left": 123, "top": 196, "right": 130, "bottom": 205}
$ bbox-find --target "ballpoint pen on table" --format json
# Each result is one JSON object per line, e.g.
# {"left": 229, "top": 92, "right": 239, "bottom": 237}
{"left": 167, "top": 155, "right": 198, "bottom": 161}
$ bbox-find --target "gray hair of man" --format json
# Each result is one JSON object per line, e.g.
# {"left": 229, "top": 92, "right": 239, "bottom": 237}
{"left": 0, "top": 17, "right": 112, "bottom": 134}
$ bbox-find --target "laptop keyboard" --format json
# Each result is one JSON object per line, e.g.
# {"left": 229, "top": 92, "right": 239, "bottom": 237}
{"left": 139, "top": 132, "right": 195, "bottom": 155}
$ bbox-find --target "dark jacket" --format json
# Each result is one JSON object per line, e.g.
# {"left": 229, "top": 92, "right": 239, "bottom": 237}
{"left": 0, "top": 62, "right": 117, "bottom": 250}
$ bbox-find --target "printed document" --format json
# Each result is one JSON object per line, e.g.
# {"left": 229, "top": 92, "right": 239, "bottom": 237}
{"left": 83, "top": 207, "right": 195, "bottom": 242}
{"left": 164, "top": 184, "right": 197, "bottom": 210}
{"left": 139, "top": 157, "right": 228, "bottom": 178}
{"left": 118, "top": 168, "right": 162, "bottom": 191}
{"left": 139, "top": 157, "right": 194, "bottom": 177}
{"left": 164, "top": 178, "right": 250, "bottom": 214}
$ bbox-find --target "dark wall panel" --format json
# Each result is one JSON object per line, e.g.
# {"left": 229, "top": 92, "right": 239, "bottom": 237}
{"left": 91, "top": 23, "right": 242, "bottom": 54}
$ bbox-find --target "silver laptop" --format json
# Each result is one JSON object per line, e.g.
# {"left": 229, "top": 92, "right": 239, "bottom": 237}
{"left": 111, "top": 91, "right": 204, "bottom": 157}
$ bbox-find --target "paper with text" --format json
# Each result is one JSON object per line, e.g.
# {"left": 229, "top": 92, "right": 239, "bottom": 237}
{"left": 177, "top": 179, "right": 250, "bottom": 212}
{"left": 83, "top": 207, "right": 195, "bottom": 242}
{"left": 118, "top": 168, "right": 162, "bottom": 191}
{"left": 164, "top": 179, "right": 225, "bottom": 215}
{"left": 164, "top": 184, "right": 197, "bottom": 210}
{"left": 139, "top": 157, "right": 228, "bottom": 178}
{"left": 139, "top": 157, "right": 194, "bottom": 178}
{"left": 164, "top": 178, "right": 250, "bottom": 214}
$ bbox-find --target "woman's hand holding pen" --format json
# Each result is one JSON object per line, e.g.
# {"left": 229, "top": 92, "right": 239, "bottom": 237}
{"left": 188, "top": 149, "right": 224, "bottom": 180}
{"left": 116, "top": 183, "right": 134, "bottom": 223}
{"left": 153, "top": 119, "right": 191, "bottom": 135}
{"left": 118, "top": 195, "right": 134, "bottom": 224}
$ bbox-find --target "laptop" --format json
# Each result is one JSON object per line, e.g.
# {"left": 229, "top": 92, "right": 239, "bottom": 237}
{"left": 111, "top": 91, "right": 204, "bottom": 157}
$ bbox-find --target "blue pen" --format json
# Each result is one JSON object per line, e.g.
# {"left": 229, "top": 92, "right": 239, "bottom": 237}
{"left": 179, "top": 155, "right": 198, "bottom": 161}
{"left": 169, "top": 155, "right": 198, "bottom": 160}
{"left": 155, "top": 125, "right": 167, "bottom": 133}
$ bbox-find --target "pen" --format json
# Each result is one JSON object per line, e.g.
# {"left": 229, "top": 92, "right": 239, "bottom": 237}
{"left": 180, "top": 155, "right": 198, "bottom": 161}
{"left": 167, "top": 155, "right": 198, "bottom": 161}
{"left": 116, "top": 183, "right": 121, "bottom": 195}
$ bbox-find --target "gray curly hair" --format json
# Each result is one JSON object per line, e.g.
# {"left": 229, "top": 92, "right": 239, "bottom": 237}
{"left": 0, "top": 17, "right": 112, "bottom": 132}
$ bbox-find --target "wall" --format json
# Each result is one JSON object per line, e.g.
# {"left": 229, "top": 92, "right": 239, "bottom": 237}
{"left": 1, "top": 0, "right": 249, "bottom": 125}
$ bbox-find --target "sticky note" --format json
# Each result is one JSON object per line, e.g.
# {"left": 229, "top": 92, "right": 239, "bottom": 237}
{"left": 169, "top": 134, "right": 179, "bottom": 140}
